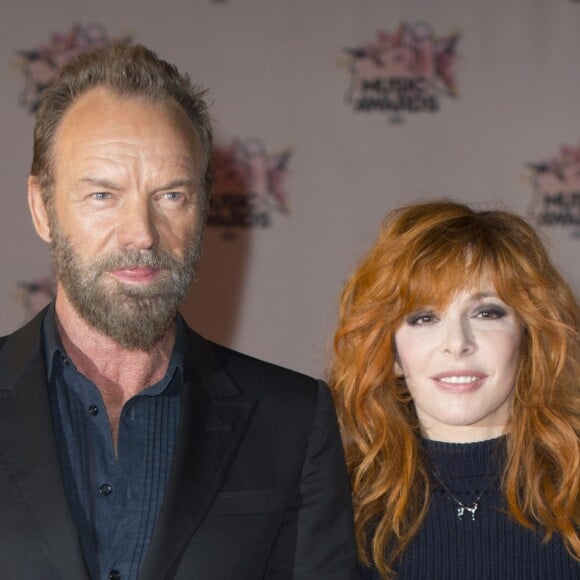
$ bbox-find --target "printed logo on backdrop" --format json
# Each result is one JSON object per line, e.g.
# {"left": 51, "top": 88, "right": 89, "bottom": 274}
{"left": 208, "top": 137, "right": 292, "bottom": 238}
{"left": 341, "top": 23, "right": 460, "bottom": 123}
{"left": 15, "top": 23, "right": 132, "bottom": 113}
{"left": 528, "top": 144, "right": 580, "bottom": 238}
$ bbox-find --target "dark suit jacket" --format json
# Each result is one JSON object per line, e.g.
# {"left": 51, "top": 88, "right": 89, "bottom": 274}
{"left": 0, "top": 310, "right": 358, "bottom": 579}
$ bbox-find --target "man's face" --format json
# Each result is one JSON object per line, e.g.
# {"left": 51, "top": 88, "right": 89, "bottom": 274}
{"left": 42, "top": 87, "right": 205, "bottom": 349}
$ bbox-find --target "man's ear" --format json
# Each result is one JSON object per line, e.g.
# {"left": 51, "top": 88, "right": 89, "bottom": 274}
{"left": 28, "top": 176, "right": 52, "bottom": 243}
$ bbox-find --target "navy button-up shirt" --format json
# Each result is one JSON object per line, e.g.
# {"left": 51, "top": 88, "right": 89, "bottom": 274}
{"left": 42, "top": 304, "right": 185, "bottom": 580}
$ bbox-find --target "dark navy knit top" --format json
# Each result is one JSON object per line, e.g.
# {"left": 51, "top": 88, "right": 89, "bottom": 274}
{"left": 359, "top": 438, "right": 579, "bottom": 580}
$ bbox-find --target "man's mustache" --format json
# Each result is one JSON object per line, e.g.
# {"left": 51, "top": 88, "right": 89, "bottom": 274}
{"left": 91, "top": 248, "right": 183, "bottom": 275}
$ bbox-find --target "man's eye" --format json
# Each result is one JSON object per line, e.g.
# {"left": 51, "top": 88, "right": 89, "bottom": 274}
{"left": 91, "top": 192, "right": 111, "bottom": 200}
{"left": 163, "top": 191, "right": 183, "bottom": 201}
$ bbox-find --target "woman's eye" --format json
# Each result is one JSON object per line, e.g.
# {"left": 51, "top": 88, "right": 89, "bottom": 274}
{"left": 406, "top": 311, "right": 437, "bottom": 326}
{"left": 475, "top": 305, "right": 507, "bottom": 320}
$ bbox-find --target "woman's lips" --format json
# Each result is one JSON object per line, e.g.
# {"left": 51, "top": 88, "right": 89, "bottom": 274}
{"left": 430, "top": 370, "right": 488, "bottom": 393}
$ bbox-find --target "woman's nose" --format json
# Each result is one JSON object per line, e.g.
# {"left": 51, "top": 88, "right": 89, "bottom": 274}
{"left": 441, "top": 318, "right": 476, "bottom": 356}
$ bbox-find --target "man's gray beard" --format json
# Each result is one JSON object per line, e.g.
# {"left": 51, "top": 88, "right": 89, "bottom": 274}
{"left": 49, "top": 224, "right": 202, "bottom": 351}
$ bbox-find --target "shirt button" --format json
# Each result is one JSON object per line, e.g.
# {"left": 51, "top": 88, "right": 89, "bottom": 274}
{"left": 109, "top": 571, "right": 121, "bottom": 580}
{"left": 99, "top": 483, "right": 113, "bottom": 496}
{"left": 88, "top": 405, "right": 99, "bottom": 416}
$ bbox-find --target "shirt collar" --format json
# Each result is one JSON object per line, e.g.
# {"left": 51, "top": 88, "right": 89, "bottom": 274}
{"left": 41, "top": 301, "right": 187, "bottom": 383}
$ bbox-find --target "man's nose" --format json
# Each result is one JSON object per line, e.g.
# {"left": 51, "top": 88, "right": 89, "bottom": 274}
{"left": 117, "top": 198, "right": 159, "bottom": 250}
{"left": 441, "top": 318, "right": 476, "bottom": 357}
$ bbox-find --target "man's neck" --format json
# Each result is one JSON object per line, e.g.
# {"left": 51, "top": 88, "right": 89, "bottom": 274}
{"left": 54, "top": 292, "right": 176, "bottom": 445}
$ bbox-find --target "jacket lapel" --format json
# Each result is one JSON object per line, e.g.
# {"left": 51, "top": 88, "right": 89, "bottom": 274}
{"left": 0, "top": 311, "right": 90, "bottom": 579}
{"left": 139, "top": 328, "right": 256, "bottom": 580}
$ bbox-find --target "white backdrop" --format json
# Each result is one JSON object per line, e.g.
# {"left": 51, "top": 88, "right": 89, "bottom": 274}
{"left": 1, "top": 0, "right": 579, "bottom": 377}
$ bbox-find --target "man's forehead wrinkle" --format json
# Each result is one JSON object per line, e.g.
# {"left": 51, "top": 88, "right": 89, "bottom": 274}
{"left": 49, "top": 89, "right": 203, "bottom": 197}
{"left": 79, "top": 176, "right": 121, "bottom": 188}
{"left": 72, "top": 165, "right": 199, "bottom": 195}
{"left": 82, "top": 140, "right": 196, "bottom": 164}
{"left": 70, "top": 147, "right": 198, "bottom": 181}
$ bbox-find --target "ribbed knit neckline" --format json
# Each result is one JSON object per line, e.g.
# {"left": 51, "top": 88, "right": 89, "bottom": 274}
{"left": 422, "top": 436, "right": 506, "bottom": 483}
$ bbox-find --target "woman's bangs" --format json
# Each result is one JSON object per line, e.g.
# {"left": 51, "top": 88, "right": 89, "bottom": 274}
{"left": 401, "top": 243, "right": 492, "bottom": 313}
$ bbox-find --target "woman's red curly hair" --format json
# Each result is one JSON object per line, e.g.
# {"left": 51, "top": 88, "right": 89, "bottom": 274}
{"left": 329, "top": 200, "right": 580, "bottom": 579}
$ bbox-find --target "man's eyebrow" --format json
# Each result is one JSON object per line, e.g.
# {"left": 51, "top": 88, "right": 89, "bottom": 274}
{"left": 156, "top": 178, "right": 199, "bottom": 190}
{"left": 78, "top": 177, "right": 199, "bottom": 190}
{"left": 79, "top": 177, "right": 121, "bottom": 190}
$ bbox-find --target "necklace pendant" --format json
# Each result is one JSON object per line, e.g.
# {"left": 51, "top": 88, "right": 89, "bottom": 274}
{"left": 467, "top": 502, "right": 479, "bottom": 520}
{"left": 457, "top": 502, "right": 478, "bottom": 521}
{"left": 432, "top": 469, "right": 491, "bottom": 523}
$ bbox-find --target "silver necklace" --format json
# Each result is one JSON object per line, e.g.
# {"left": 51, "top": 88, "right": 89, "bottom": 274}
{"left": 430, "top": 470, "right": 491, "bottom": 521}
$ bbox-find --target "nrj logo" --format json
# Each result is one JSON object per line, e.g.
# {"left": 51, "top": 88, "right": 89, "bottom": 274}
{"left": 528, "top": 144, "right": 580, "bottom": 237}
{"left": 15, "top": 24, "right": 131, "bottom": 113}
{"left": 341, "top": 23, "right": 460, "bottom": 122}
{"left": 208, "top": 138, "right": 292, "bottom": 236}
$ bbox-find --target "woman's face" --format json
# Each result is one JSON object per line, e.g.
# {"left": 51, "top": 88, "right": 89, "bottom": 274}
{"left": 394, "top": 282, "right": 523, "bottom": 442}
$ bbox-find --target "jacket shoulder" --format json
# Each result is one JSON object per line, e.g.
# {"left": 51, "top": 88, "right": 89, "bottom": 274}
{"left": 0, "top": 310, "right": 47, "bottom": 386}
{"left": 0, "top": 309, "right": 47, "bottom": 346}
{"left": 185, "top": 326, "right": 322, "bottom": 403}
